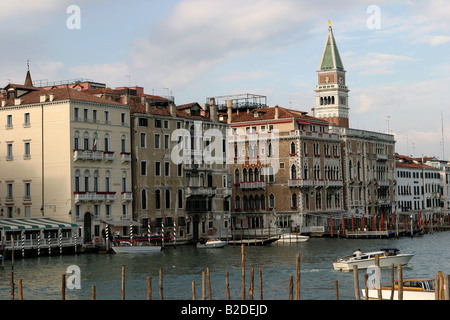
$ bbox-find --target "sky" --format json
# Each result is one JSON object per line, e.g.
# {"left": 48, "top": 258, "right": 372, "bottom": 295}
{"left": 1, "top": 0, "right": 449, "bottom": 160}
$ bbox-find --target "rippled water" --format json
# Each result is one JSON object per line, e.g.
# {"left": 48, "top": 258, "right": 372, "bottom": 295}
{"left": 1, "top": 232, "right": 449, "bottom": 300}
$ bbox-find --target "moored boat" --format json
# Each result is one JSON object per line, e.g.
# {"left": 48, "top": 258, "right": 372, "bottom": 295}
{"left": 196, "top": 238, "right": 227, "bottom": 249}
{"left": 333, "top": 248, "right": 413, "bottom": 272}
{"left": 112, "top": 241, "right": 162, "bottom": 254}
{"left": 227, "top": 236, "right": 280, "bottom": 246}
{"left": 361, "top": 278, "right": 435, "bottom": 300}
{"left": 276, "top": 233, "right": 309, "bottom": 243}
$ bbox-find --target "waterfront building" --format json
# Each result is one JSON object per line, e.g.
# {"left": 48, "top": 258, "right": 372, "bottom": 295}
{"left": 395, "top": 154, "right": 442, "bottom": 226}
{"left": 226, "top": 99, "right": 344, "bottom": 238}
{"left": 0, "top": 68, "right": 133, "bottom": 244}
{"left": 86, "top": 87, "right": 232, "bottom": 242}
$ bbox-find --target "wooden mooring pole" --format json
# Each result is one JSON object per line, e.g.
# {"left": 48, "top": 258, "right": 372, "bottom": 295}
{"left": 241, "top": 244, "right": 245, "bottom": 300}
{"left": 226, "top": 271, "right": 230, "bottom": 300}
{"left": 353, "top": 265, "right": 360, "bottom": 300}
{"left": 296, "top": 254, "right": 300, "bottom": 300}
{"left": 121, "top": 265, "right": 125, "bottom": 300}
{"left": 91, "top": 285, "right": 96, "bottom": 300}
{"left": 159, "top": 268, "right": 163, "bottom": 300}
{"left": 335, "top": 280, "right": 339, "bottom": 300}
{"left": 147, "top": 276, "right": 152, "bottom": 300}
{"left": 18, "top": 279, "right": 23, "bottom": 300}
{"left": 397, "top": 264, "right": 403, "bottom": 300}
{"left": 62, "top": 273, "right": 66, "bottom": 300}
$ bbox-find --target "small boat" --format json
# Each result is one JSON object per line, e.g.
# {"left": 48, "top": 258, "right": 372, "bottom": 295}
{"left": 333, "top": 248, "right": 413, "bottom": 272}
{"left": 227, "top": 236, "right": 280, "bottom": 246}
{"left": 112, "top": 241, "right": 162, "bottom": 254}
{"left": 276, "top": 233, "right": 309, "bottom": 243}
{"left": 196, "top": 239, "right": 227, "bottom": 249}
{"left": 361, "top": 278, "right": 435, "bottom": 300}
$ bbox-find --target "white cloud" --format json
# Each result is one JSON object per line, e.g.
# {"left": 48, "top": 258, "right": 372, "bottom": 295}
{"left": 346, "top": 52, "right": 414, "bottom": 76}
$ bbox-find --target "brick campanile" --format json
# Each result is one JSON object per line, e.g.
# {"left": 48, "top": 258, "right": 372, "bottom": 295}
{"left": 314, "top": 21, "right": 350, "bottom": 128}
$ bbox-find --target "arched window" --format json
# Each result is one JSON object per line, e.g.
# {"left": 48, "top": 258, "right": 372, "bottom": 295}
{"left": 178, "top": 189, "right": 183, "bottom": 209}
{"left": 243, "top": 168, "right": 248, "bottom": 182}
{"left": 122, "top": 171, "right": 127, "bottom": 192}
{"left": 254, "top": 167, "right": 259, "bottom": 182}
{"left": 303, "top": 162, "right": 308, "bottom": 179}
{"left": 234, "top": 169, "right": 240, "bottom": 184}
{"left": 254, "top": 195, "right": 260, "bottom": 209}
{"left": 74, "top": 131, "right": 80, "bottom": 150}
{"left": 235, "top": 196, "right": 241, "bottom": 210}
{"left": 260, "top": 195, "right": 266, "bottom": 209}
{"left": 268, "top": 166, "right": 274, "bottom": 183}
{"left": 349, "top": 160, "right": 353, "bottom": 179}
{"left": 105, "top": 171, "right": 111, "bottom": 192}
{"left": 269, "top": 194, "right": 275, "bottom": 209}
{"left": 291, "top": 164, "right": 297, "bottom": 180}
{"left": 248, "top": 168, "right": 254, "bottom": 182}
{"left": 243, "top": 196, "right": 249, "bottom": 210}
{"left": 74, "top": 170, "right": 81, "bottom": 192}
{"left": 165, "top": 189, "right": 171, "bottom": 209}
{"left": 83, "top": 132, "right": 89, "bottom": 150}
{"left": 84, "top": 170, "right": 90, "bottom": 192}
{"left": 249, "top": 195, "right": 254, "bottom": 209}
{"left": 292, "top": 193, "right": 298, "bottom": 208}
{"left": 357, "top": 161, "right": 361, "bottom": 180}
{"left": 268, "top": 143, "right": 273, "bottom": 157}
{"left": 141, "top": 189, "right": 147, "bottom": 210}
{"left": 155, "top": 189, "right": 161, "bottom": 209}
{"left": 93, "top": 170, "right": 99, "bottom": 192}
{"left": 290, "top": 142, "right": 296, "bottom": 154}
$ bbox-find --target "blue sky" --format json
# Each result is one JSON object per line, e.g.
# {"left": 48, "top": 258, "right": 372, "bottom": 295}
{"left": 1, "top": 0, "right": 449, "bottom": 159}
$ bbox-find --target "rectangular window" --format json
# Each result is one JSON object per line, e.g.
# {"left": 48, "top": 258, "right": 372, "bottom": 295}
{"left": 164, "top": 162, "right": 170, "bottom": 177}
{"left": 6, "top": 143, "right": 13, "bottom": 160}
{"left": 23, "top": 113, "right": 30, "bottom": 127}
{"left": 154, "top": 134, "right": 160, "bottom": 149}
{"left": 6, "top": 183, "right": 13, "bottom": 200}
{"left": 74, "top": 108, "right": 79, "bottom": 121}
{"left": 140, "top": 161, "right": 147, "bottom": 176}
{"left": 6, "top": 115, "right": 12, "bottom": 129}
{"left": 155, "top": 162, "right": 161, "bottom": 176}
{"left": 83, "top": 109, "right": 89, "bottom": 122}
{"left": 92, "top": 110, "right": 98, "bottom": 123}
{"left": 24, "top": 182, "right": 31, "bottom": 201}
{"left": 122, "top": 204, "right": 128, "bottom": 218}
{"left": 105, "top": 205, "right": 111, "bottom": 218}
{"left": 177, "top": 163, "right": 183, "bottom": 177}
{"left": 139, "top": 118, "right": 148, "bottom": 127}
{"left": 140, "top": 132, "right": 146, "bottom": 148}
{"left": 155, "top": 119, "right": 161, "bottom": 128}
{"left": 104, "top": 111, "right": 110, "bottom": 124}
{"left": 121, "top": 113, "right": 127, "bottom": 126}
{"left": 164, "top": 134, "right": 170, "bottom": 149}
{"left": 24, "top": 141, "right": 31, "bottom": 159}
{"left": 163, "top": 120, "right": 169, "bottom": 129}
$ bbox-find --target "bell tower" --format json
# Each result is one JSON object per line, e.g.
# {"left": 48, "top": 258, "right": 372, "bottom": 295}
{"left": 314, "top": 21, "right": 349, "bottom": 128}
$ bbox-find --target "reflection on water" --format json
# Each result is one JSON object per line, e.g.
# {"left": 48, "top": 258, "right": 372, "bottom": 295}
{"left": 1, "top": 232, "right": 449, "bottom": 300}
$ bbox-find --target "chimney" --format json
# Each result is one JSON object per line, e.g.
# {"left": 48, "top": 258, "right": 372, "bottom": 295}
{"left": 311, "top": 107, "right": 315, "bottom": 117}
{"left": 227, "top": 100, "right": 232, "bottom": 124}
{"left": 275, "top": 105, "right": 279, "bottom": 120}
{"left": 1, "top": 100, "right": 6, "bottom": 107}
{"left": 209, "top": 98, "right": 218, "bottom": 122}
{"left": 40, "top": 95, "right": 47, "bottom": 103}
{"left": 49, "top": 93, "right": 55, "bottom": 102}
{"left": 169, "top": 102, "right": 176, "bottom": 117}
{"left": 14, "top": 98, "right": 22, "bottom": 105}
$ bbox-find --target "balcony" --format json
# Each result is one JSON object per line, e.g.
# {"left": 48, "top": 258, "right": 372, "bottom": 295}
{"left": 104, "top": 151, "right": 115, "bottom": 161}
{"left": 122, "top": 192, "right": 133, "bottom": 201}
{"left": 121, "top": 152, "right": 131, "bottom": 163}
{"left": 288, "top": 179, "right": 313, "bottom": 188}
{"left": 74, "top": 191, "right": 116, "bottom": 203}
{"left": 326, "top": 180, "right": 344, "bottom": 188}
{"left": 240, "top": 181, "right": 266, "bottom": 190}
{"left": 73, "top": 149, "right": 104, "bottom": 161}
{"left": 185, "top": 186, "right": 216, "bottom": 197}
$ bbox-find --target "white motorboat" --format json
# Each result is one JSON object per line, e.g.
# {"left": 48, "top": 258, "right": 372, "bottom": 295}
{"left": 112, "top": 241, "right": 162, "bottom": 254}
{"left": 276, "top": 233, "right": 309, "bottom": 243}
{"left": 333, "top": 248, "right": 414, "bottom": 272}
{"left": 196, "top": 239, "right": 227, "bottom": 248}
{"left": 361, "top": 278, "right": 435, "bottom": 300}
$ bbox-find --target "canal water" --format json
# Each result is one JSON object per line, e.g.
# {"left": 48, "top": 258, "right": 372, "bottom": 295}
{"left": 1, "top": 232, "right": 449, "bottom": 300}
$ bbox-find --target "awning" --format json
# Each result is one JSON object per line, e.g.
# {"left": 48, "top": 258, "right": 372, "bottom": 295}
{"left": 297, "top": 120, "right": 311, "bottom": 125}
{"left": 0, "top": 218, "right": 79, "bottom": 230}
